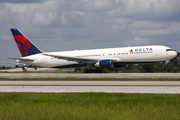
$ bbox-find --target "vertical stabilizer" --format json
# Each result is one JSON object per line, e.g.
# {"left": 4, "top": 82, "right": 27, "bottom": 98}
{"left": 10, "top": 28, "right": 42, "bottom": 57}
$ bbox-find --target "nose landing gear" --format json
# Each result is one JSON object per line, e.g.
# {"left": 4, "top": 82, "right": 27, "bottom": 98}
{"left": 162, "top": 61, "right": 166, "bottom": 70}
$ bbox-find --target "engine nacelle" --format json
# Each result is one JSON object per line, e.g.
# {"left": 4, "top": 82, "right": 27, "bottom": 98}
{"left": 94, "top": 60, "right": 114, "bottom": 68}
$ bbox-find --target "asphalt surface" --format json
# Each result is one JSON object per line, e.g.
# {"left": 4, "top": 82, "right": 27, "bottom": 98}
{"left": 0, "top": 73, "right": 180, "bottom": 93}
{"left": 0, "top": 86, "right": 180, "bottom": 94}
{"left": 0, "top": 81, "right": 180, "bottom": 86}
{"left": 0, "top": 68, "right": 56, "bottom": 72}
{"left": 1, "top": 73, "right": 180, "bottom": 78}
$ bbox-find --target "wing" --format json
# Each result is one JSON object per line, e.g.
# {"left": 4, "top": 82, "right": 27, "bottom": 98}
{"left": 42, "top": 53, "right": 98, "bottom": 64}
{"left": 1, "top": 61, "right": 22, "bottom": 65}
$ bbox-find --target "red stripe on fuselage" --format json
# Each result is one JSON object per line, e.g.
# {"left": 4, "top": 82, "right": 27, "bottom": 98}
{"left": 14, "top": 35, "right": 27, "bottom": 43}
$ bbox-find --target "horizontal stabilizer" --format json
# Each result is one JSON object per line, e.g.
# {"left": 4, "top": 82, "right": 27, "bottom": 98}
{"left": 5, "top": 57, "right": 34, "bottom": 61}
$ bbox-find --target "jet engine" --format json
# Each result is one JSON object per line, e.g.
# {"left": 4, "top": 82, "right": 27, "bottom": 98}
{"left": 94, "top": 60, "right": 114, "bottom": 68}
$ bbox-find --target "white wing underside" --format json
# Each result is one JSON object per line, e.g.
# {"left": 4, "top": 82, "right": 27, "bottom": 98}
{"left": 42, "top": 53, "right": 98, "bottom": 64}
{"left": 42, "top": 53, "right": 120, "bottom": 64}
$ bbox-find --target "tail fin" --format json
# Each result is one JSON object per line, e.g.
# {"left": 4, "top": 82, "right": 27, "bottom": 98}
{"left": 10, "top": 28, "right": 43, "bottom": 57}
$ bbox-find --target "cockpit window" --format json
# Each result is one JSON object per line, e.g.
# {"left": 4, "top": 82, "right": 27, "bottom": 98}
{"left": 166, "top": 49, "right": 173, "bottom": 51}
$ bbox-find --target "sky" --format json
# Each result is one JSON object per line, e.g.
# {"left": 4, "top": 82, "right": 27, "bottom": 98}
{"left": 0, "top": 0, "right": 180, "bottom": 67}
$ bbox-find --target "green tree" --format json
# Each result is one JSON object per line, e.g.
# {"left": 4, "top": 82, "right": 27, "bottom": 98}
{"left": 164, "top": 52, "right": 180, "bottom": 72}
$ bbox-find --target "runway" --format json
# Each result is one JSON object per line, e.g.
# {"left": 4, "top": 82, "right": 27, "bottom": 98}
{"left": 1, "top": 73, "right": 180, "bottom": 78}
{"left": 0, "top": 81, "right": 180, "bottom": 86}
{"left": 0, "top": 86, "right": 180, "bottom": 94}
{"left": 0, "top": 81, "right": 180, "bottom": 94}
{"left": 0, "top": 73, "right": 180, "bottom": 93}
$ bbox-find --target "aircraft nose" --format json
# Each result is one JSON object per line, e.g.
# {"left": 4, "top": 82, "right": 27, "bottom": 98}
{"left": 174, "top": 51, "right": 177, "bottom": 57}
{"left": 172, "top": 51, "right": 177, "bottom": 58}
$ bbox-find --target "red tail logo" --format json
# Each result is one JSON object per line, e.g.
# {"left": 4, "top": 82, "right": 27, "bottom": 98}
{"left": 11, "top": 28, "right": 42, "bottom": 57}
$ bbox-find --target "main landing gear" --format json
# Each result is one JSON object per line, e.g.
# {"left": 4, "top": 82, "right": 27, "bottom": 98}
{"left": 84, "top": 64, "right": 102, "bottom": 73}
{"left": 84, "top": 69, "right": 102, "bottom": 73}
{"left": 22, "top": 66, "right": 27, "bottom": 72}
{"left": 21, "top": 66, "right": 38, "bottom": 72}
{"left": 34, "top": 66, "right": 37, "bottom": 70}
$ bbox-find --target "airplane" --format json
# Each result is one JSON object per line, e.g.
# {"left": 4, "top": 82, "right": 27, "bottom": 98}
{"left": 6, "top": 28, "right": 177, "bottom": 73}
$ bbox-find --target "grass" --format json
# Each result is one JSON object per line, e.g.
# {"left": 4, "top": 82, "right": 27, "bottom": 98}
{"left": 0, "top": 77, "right": 180, "bottom": 81}
{"left": 0, "top": 93, "right": 180, "bottom": 120}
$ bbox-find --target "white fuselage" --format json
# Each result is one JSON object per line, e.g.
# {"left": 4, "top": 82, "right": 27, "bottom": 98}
{"left": 18, "top": 45, "right": 177, "bottom": 68}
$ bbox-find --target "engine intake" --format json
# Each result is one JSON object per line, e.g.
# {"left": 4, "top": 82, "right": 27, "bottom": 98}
{"left": 94, "top": 60, "right": 113, "bottom": 68}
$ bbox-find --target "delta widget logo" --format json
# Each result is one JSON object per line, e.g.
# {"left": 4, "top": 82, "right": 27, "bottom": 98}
{"left": 129, "top": 48, "right": 153, "bottom": 53}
